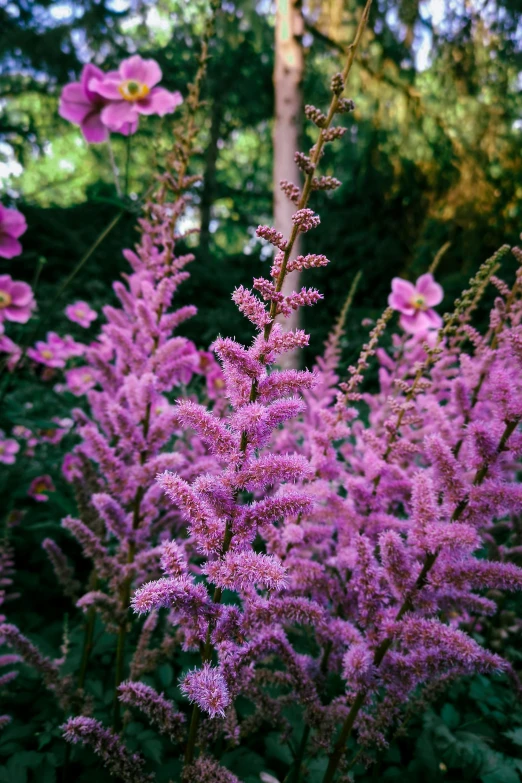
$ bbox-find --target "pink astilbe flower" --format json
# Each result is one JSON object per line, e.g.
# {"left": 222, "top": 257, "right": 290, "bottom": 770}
{"left": 62, "top": 717, "right": 153, "bottom": 783}
{"left": 204, "top": 551, "right": 287, "bottom": 592}
{"left": 88, "top": 55, "right": 182, "bottom": 133}
{"left": 182, "top": 757, "right": 241, "bottom": 783}
{"left": 180, "top": 662, "right": 231, "bottom": 718}
{"left": 0, "top": 432, "right": 19, "bottom": 465}
{"left": 65, "top": 301, "right": 97, "bottom": 328}
{"left": 0, "top": 276, "right": 35, "bottom": 325}
{"left": 388, "top": 273, "right": 443, "bottom": 334}
{"left": 0, "top": 205, "right": 27, "bottom": 259}
{"left": 132, "top": 576, "right": 210, "bottom": 616}
{"left": 28, "top": 475, "right": 55, "bottom": 502}
{"left": 118, "top": 681, "right": 185, "bottom": 742}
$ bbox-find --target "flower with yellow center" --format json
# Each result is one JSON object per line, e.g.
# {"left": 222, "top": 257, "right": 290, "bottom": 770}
{"left": 34, "top": 482, "right": 49, "bottom": 494}
{"left": 411, "top": 294, "right": 427, "bottom": 311}
{"left": 118, "top": 80, "right": 150, "bottom": 102}
{"left": 0, "top": 289, "right": 12, "bottom": 309}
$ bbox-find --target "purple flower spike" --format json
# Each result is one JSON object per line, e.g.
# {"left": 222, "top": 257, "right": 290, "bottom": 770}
{"left": 180, "top": 662, "right": 231, "bottom": 718}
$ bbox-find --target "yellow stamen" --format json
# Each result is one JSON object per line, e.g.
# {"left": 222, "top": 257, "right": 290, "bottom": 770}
{"left": 118, "top": 80, "right": 150, "bottom": 102}
{"left": 410, "top": 294, "right": 427, "bottom": 311}
{"left": 41, "top": 350, "right": 53, "bottom": 359}
{"left": 0, "top": 290, "right": 12, "bottom": 309}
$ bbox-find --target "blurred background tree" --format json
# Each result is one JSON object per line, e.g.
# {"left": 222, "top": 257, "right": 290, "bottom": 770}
{"left": 1, "top": 0, "right": 522, "bottom": 366}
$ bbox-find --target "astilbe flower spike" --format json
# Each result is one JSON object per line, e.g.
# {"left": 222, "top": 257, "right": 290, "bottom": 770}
{"left": 62, "top": 717, "right": 153, "bottom": 783}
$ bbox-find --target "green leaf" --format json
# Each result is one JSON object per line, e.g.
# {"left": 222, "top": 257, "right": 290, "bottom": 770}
{"left": 481, "top": 762, "right": 520, "bottom": 783}
{"left": 504, "top": 728, "right": 522, "bottom": 747}
{"left": 441, "top": 703, "right": 460, "bottom": 730}
{"left": 158, "top": 664, "right": 173, "bottom": 688}
{"left": 264, "top": 733, "right": 292, "bottom": 765}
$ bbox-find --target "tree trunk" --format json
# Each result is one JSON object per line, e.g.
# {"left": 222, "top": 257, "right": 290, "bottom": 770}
{"left": 273, "top": 0, "right": 304, "bottom": 368}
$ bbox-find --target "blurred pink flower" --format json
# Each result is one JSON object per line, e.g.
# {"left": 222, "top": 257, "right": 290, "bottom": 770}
{"left": 27, "top": 332, "right": 84, "bottom": 368}
{"left": 0, "top": 335, "right": 22, "bottom": 370}
{"left": 0, "top": 432, "right": 19, "bottom": 465}
{"left": 27, "top": 333, "right": 67, "bottom": 368}
{"left": 39, "top": 418, "right": 73, "bottom": 444}
{"left": 62, "top": 453, "right": 82, "bottom": 482}
{"left": 0, "top": 205, "right": 27, "bottom": 259}
{"left": 65, "top": 366, "right": 96, "bottom": 396}
{"left": 59, "top": 64, "right": 111, "bottom": 143}
{"left": 59, "top": 64, "right": 138, "bottom": 143}
{"left": 388, "top": 273, "right": 443, "bottom": 334}
{"left": 88, "top": 56, "right": 182, "bottom": 133}
{"left": 61, "top": 334, "right": 85, "bottom": 359}
{"left": 206, "top": 368, "right": 226, "bottom": 400}
{"left": 65, "top": 301, "right": 97, "bottom": 328}
{"left": 28, "top": 475, "right": 55, "bottom": 502}
{"left": 0, "top": 275, "right": 35, "bottom": 325}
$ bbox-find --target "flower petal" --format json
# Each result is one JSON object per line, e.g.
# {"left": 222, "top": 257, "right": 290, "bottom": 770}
{"left": 101, "top": 101, "right": 138, "bottom": 130}
{"left": 81, "top": 111, "right": 109, "bottom": 143}
{"left": 59, "top": 83, "right": 92, "bottom": 124}
{"left": 0, "top": 236, "right": 22, "bottom": 259}
{"left": 120, "top": 55, "right": 162, "bottom": 87}
{"left": 388, "top": 278, "right": 416, "bottom": 314}
{"left": 9, "top": 282, "right": 33, "bottom": 307}
{"left": 115, "top": 118, "right": 139, "bottom": 137}
{"left": 4, "top": 306, "right": 32, "bottom": 324}
{"left": 81, "top": 63, "right": 105, "bottom": 102}
{"left": 88, "top": 77, "right": 121, "bottom": 100}
{"left": 136, "top": 88, "right": 183, "bottom": 116}
{"left": 0, "top": 208, "right": 27, "bottom": 239}
{"left": 400, "top": 309, "right": 442, "bottom": 334}
{"left": 415, "top": 273, "right": 443, "bottom": 307}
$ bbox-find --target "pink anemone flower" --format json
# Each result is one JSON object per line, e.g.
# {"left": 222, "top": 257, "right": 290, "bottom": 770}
{"left": 88, "top": 55, "right": 182, "bottom": 133}
{"left": 28, "top": 475, "right": 55, "bottom": 502}
{"left": 65, "top": 301, "right": 97, "bottom": 328}
{"left": 0, "top": 205, "right": 27, "bottom": 259}
{"left": 0, "top": 432, "right": 20, "bottom": 465}
{"left": 388, "top": 273, "right": 443, "bottom": 334}
{"left": 0, "top": 276, "right": 35, "bottom": 325}
{"left": 59, "top": 64, "right": 137, "bottom": 143}
{"left": 65, "top": 366, "right": 97, "bottom": 396}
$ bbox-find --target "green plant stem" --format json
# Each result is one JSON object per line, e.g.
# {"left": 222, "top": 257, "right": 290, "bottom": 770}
{"left": 50, "top": 211, "right": 124, "bottom": 310}
{"left": 321, "top": 417, "right": 519, "bottom": 783}
{"left": 0, "top": 210, "right": 123, "bottom": 401}
{"left": 107, "top": 138, "right": 123, "bottom": 199}
{"left": 291, "top": 724, "right": 311, "bottom": 782}
{"left": 124, "top": 135, "right": 132, "bottom": 197}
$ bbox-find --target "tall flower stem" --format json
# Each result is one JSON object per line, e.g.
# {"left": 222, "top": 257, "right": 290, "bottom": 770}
{"left": 107, "top": 138, "right": 123, "bottom": 199}
{"left": 124, "top": 135, "right": 132, "bottom": 197}
{"left": 321, "top": 416, "right": 519, "bottom": 783}
{"left": 182, "top": 0, "right": 373, "bottom": 768}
